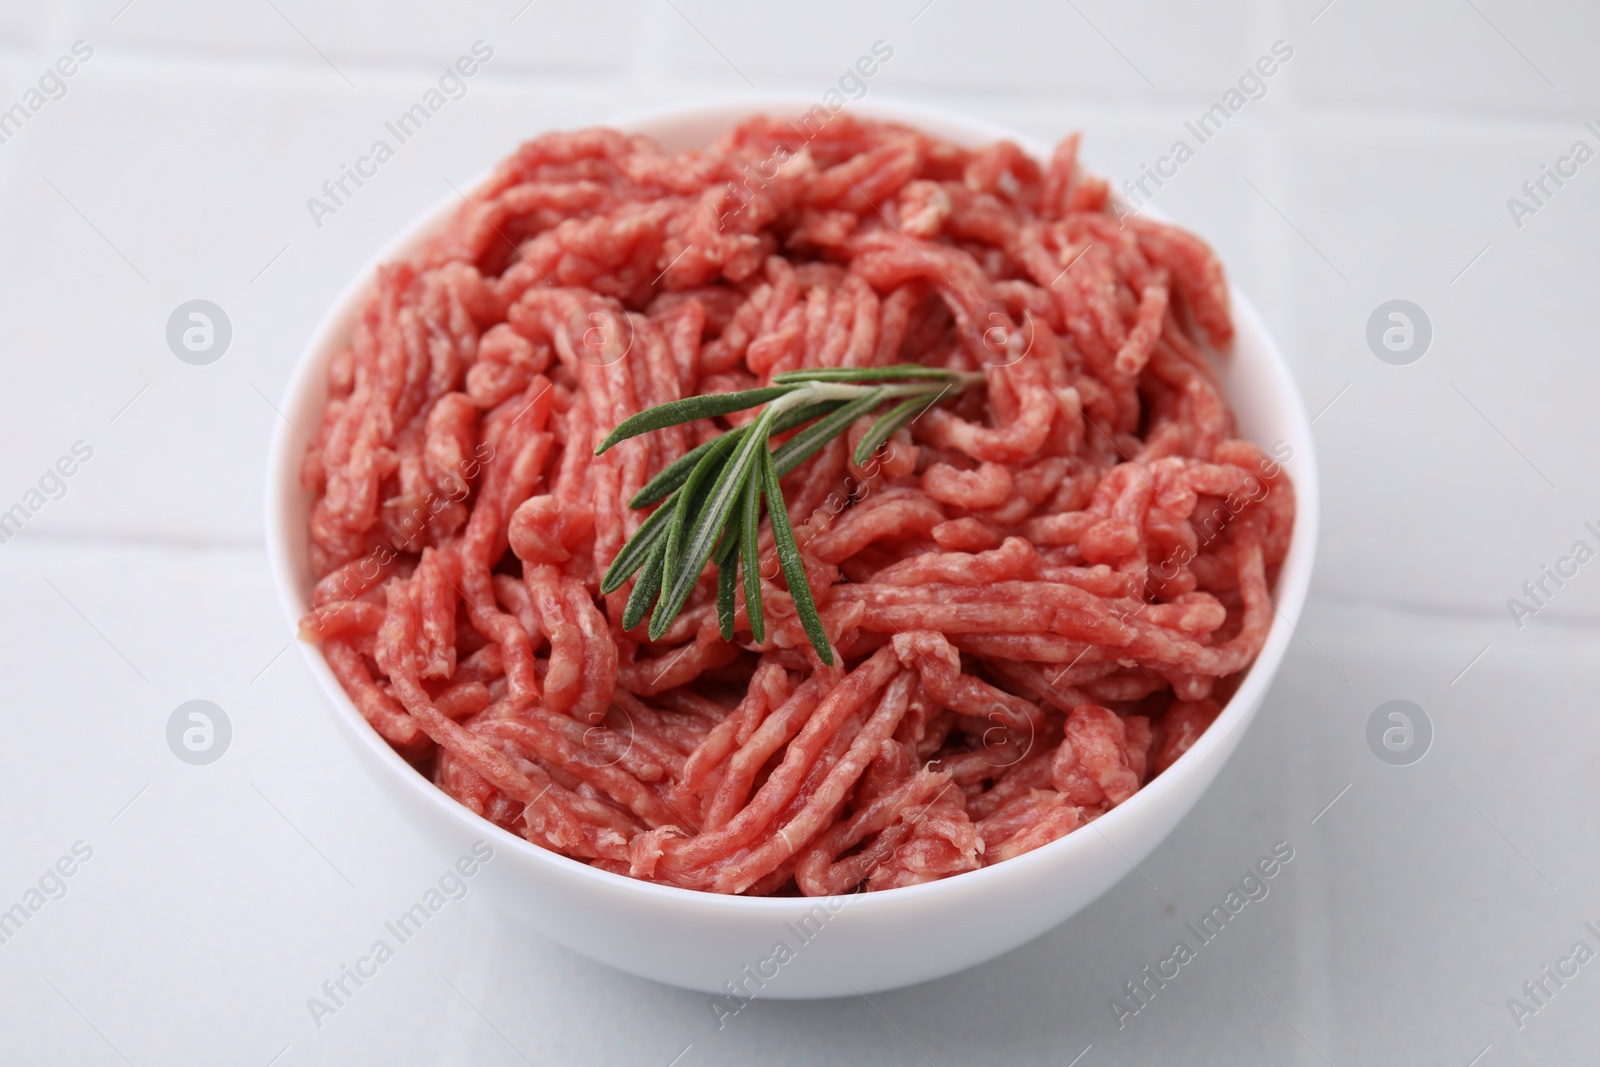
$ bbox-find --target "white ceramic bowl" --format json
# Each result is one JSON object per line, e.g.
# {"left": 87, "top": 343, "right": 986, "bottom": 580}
{"left": 265, "top": 97, "right": 1319, "bottom": 999}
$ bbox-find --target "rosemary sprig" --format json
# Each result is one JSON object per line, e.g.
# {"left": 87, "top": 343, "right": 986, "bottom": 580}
{"left": 595, "top": 364, "right": 986, "bottom": 664}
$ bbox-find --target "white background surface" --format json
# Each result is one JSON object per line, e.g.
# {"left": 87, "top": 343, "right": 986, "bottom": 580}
{"left": 1, "top": 1, "right": 1597, "bottom": 1064}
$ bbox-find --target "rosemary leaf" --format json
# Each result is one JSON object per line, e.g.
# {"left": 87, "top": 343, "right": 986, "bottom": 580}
{"left": 761, "top": 444, "right": 833, "bottom": 665}
{"left": 622, "top": 536, "right": 668, "bottom": 631}
{"left": 739, "top": 471, "right": 764, "bottom": 644}
{"left": 715, "top": 513, "right": 741, "bottom": 564}
{"left": 599, "top": 498, "right": 674, "bottom": 595}
{"left": 851, "top": 392, "right": 942, "bottom": 467}
{"left": 596, "top": 385, "right": 794, "bottom": 455}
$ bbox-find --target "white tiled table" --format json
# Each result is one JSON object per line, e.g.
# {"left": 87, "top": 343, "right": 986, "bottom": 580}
{"left": 2, "top": 2, "right": 1597, "bottom": 1063}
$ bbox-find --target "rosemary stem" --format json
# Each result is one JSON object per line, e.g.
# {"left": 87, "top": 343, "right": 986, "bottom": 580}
{"left": 765, "top": 378, "right": 962, "bottom": 420}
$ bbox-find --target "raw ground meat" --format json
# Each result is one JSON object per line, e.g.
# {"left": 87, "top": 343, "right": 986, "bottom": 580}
{"left": 299, "top": 114, "right": 1294, "bottom": 896}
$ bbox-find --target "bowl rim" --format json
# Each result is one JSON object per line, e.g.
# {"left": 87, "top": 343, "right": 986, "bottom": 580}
{"left": 264, "top": 93, "right": 1320, "bottom": 914}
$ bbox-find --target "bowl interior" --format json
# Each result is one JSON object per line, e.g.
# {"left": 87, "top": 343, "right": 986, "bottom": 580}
{"left": 264, "top": 96, "right": 1319, "bottom": 914}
